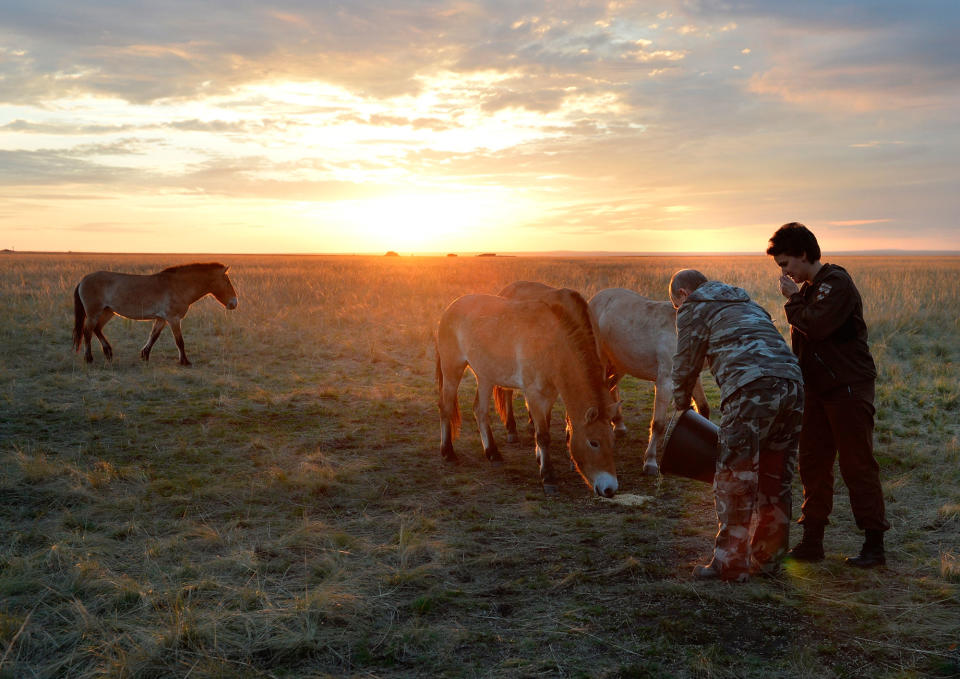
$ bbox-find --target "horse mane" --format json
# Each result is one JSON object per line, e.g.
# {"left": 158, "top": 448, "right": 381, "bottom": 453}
{"left": 159, "top": 262, "right": 226, "bottom": 274}
{"left": 545, "top": 290, "right": 609, "bottom": 408}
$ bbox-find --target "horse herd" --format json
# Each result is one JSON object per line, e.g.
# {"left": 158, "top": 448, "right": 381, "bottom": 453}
{"left": 436, "top": 281, "right": 709, "bottom": 498}
{"left": 70, "top": 264, "right": 706, "bottom": 499}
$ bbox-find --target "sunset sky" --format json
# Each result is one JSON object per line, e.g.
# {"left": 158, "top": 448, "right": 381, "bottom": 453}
{"left": 1, "top": 1, "right": 958, "bottom": 254}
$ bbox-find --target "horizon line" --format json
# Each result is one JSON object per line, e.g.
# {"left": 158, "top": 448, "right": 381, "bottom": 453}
{"left": 3, "top": 248, "right": 960, "bottom": 258}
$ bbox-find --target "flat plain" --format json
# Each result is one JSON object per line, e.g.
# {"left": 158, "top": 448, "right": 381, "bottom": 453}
{"left": 1, "top": 252, "right": 958, "bottom": 678}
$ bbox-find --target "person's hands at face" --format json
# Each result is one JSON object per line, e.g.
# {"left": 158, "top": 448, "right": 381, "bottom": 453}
{"left": 778, "top": 274, "right": 800, "bottom": 297}
{"left": 774, "top": 254, "right": 809, "bottom": 298}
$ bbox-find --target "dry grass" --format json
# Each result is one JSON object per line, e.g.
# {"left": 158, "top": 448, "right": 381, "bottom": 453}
{"left": 0, "top": 252, "right": 958, "bottom": 678}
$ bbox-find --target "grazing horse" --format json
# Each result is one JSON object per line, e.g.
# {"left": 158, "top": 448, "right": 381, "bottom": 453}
{"left": 589, "top": 288, "right": 711, "bottom": 475}
{"left": 497, "top": 281, "right": 605, "bottom": 443}
{"left": 435, "top": 289, "right": 619, "bottom": 496}
{"left": 73, "top": 262, "right": 238, "bottom": 366}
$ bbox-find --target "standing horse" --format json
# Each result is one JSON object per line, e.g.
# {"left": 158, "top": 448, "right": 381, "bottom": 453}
{"left": 73, "top": 262, "right": 238, "bottom": 366}
{"left": 435, "top": 289, "right": 619, "bottom": 497}
{"left": 589, "top": 288, "right": 710, "bottom": 475}
{"left": 497, "top": 281, "right": 605, "bottom": 443}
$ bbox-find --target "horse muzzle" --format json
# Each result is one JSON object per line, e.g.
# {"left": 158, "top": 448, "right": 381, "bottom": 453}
{"left": 593, "top": 472, "right": 618, "bottom": 498}
{"left": 226, "top": 297, "right": 238, "bottom": 310}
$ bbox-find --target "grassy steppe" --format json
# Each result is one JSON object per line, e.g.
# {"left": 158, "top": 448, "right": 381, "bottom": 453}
{"left": 1, "top": 252, "right": 958, "bottom": 678}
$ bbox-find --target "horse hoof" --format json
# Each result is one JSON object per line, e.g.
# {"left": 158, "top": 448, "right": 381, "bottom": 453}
{"left": 506, "top": 433, "right": 519, "bottom": 444}
{"left": 643, "top": 463, "right": 659, "bottom": 476}
{"left": 442, "top": 454, "right": 459, "bottom": 465}
{"left": 490, "top": 460, "right": 504, "bottom": 468}
{"left": 542, "top": 484, "right": 558, "bottom": 495}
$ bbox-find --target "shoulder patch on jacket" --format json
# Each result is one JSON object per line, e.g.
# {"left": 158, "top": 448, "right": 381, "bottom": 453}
{"left": 816, "top": 282, "right": 832, "bottom": 301}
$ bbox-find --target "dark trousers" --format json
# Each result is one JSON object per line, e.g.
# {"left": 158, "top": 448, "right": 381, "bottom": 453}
{"left": 798, "top": 381, "right": 890, "bottom": 531}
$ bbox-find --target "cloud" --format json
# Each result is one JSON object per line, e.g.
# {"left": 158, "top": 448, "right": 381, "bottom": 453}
{"left": 0, "top": 149, "right": 131, "bottom": 185}
{"left": 828, "top": 219, "right": 892, "bottom": 227}
{"left": 65, "top": 221, "right": 161, "bottom": 233}
{"left": 683, "top": 1, "right": 960, "bottom": 113}
{"left": 2, "top": 1, "right": 956, "bottom": 120}
{"left": 0, "top": 2, "right": 697, "bottom": 106}
{"left": 2, "top": 119, "right": 143, "bottom": 134}
{"left": 0, "top": 1, "right": 958, "bottom": 251}
{"left": 362, "top": 114, "right": 453, "bottom": 132}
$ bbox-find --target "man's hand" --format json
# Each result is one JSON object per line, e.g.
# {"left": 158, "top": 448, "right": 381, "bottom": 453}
{"left": 778, "top": 274, "right": 800, "bottom": 298}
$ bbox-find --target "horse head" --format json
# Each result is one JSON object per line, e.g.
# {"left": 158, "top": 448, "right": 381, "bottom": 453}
{"left": 213, "top": 265, "right": 238, "bottom": 310}
{"left": 567, "top": 400, "right": 620, "bottom": 498}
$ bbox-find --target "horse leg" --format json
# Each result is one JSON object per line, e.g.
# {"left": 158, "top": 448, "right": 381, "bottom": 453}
{"left": 503, "top": 388, "right": 519, "bottom": 443}
{"left": 526, "top": 395, "right": 557, "bottom": 493}
{"left": 645, "top": 375, "right": 672, "bottom": 475}
{"left": 438, "top": 360, "right": 464, "bottom": 463}
{"left": 168, "top": 318, "right": 191, "bottom": 366}
{"left": 609, "top": 375, "right": 627, "bottom": 434}
{"left": 93, "top": 310, "right": 114, "bottom": 360}
{"left": 473, "top": 379, "right": 502, "bottom": 465}
{"left": 82, "top": 313, "right": 98, "bottom": 363}
{"left": 140, "top": 318, "right": 167, "bottom": 361}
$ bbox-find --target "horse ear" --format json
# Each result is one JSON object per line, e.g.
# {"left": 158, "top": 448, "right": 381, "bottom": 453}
{"left": 605, "top": 401, "right": 621, "bottom": 422}
{"left": 584, "top": 406, "right": 599, "bottom": 424}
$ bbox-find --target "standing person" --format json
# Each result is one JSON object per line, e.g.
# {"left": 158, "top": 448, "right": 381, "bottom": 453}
{"left": 670, "top": 269, "right": 804, "bottom": 582}
{"left": 767, "top": 222, "right": 889, "bottom": 568}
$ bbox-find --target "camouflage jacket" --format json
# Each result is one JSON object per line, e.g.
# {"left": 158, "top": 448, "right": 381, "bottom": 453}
{"left": 672, "top": 280, "right": 802, "bottom": 409}
{"left": 784, "top": 263, "right": 876, "bottom": 394}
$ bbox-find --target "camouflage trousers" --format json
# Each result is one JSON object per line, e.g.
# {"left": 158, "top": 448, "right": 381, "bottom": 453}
{"left": 711, "top": 377, "right": 804, "bottom": 577}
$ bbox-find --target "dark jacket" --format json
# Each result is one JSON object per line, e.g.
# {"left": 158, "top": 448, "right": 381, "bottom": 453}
{"left": 672, "top": 280, "right": 802, "bottom": 409}
{"left": 784, "top": 263, "right": 876, "bottom": 395}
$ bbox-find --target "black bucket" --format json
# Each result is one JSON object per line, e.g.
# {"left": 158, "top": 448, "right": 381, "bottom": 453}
{"left": 659, "top": 409, "right": 719, "bottom": 484}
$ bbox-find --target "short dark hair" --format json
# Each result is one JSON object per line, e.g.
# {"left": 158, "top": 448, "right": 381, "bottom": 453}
{"left": 766, "top": 222, "right": 821, "bottom": 262}
{"left": 669, "top": 269, "right": 707, "bottom": 297}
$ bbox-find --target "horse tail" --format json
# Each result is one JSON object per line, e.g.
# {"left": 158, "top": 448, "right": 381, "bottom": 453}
{"left": 493, "top": 386, "right": 510, "bottom": 426}
{"left": 72, "top": 285, "right": 85, "bottom": 352}
{"left": 435, "top": 335, "right": 460, "bottom": 439}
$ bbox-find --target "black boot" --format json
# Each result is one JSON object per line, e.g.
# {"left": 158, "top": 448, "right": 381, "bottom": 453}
{"left": 787, "top": 522, "right": 825, "bottom": 562}
{"left": 846, "top": 529, "right": 886, "bottom": 568}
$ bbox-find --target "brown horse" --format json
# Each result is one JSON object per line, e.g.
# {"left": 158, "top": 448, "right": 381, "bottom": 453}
{"left": 435, "top": 288, "right": 619, "bottom": 496}
{"left": 497, "top": 280, "right": 606, "bottom": 443}
{"left": 73, "top": 262, "right": 238, "bottom": 366}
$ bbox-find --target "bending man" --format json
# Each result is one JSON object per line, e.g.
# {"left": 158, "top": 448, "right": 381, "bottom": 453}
{"left": 670, "top": 269, "right": 804, "bottom": 582}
